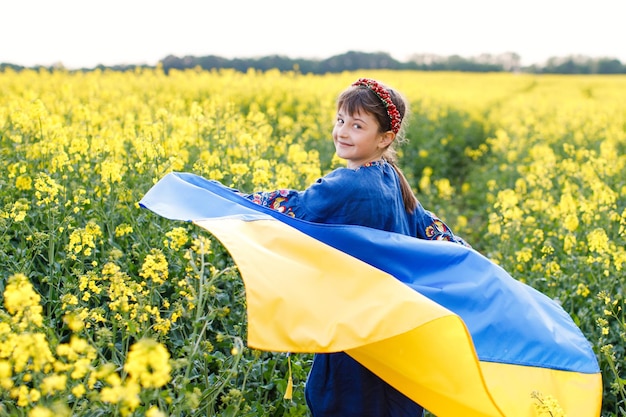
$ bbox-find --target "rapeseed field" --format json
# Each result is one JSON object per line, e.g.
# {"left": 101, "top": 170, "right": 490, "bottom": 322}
{"left": 1, "top": 68, "right": 624, "bottom": 416}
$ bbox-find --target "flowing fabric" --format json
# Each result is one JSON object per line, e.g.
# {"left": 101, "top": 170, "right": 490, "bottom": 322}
{"left": 140, "top": 172, "right": 602, "bottom": 417}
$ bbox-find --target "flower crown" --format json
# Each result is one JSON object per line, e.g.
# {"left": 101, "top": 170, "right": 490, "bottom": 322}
{"left": 351, "top": 78, "right": 402, "bottom": 134}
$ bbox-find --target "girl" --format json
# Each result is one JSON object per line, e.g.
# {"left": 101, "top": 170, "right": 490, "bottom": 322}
{"left": 245, "top": 78, "right": 469, "bottom": 417}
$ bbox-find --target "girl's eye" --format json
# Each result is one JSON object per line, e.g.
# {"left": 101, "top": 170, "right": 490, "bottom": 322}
{"left": 353, "top": 123, "right": 361, "bottom": 129}
{"left": 336, "top": 118, "right": 344, "bottom": 125}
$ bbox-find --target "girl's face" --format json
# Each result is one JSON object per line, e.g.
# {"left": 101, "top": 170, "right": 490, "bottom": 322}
{"left": 332, "top": 108, "right": 394, "bottom": 169}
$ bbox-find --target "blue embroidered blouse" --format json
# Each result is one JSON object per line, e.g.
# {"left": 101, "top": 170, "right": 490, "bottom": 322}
{"left": 246, "top": 161, "right": 468, "bottom": 245}
{"left": 244, "top": 161, "right": 468, "bottom": 417}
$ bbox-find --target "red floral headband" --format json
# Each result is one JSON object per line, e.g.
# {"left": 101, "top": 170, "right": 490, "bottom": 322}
{"left": 351, "top": 78, "right": 402, "bottom": 134}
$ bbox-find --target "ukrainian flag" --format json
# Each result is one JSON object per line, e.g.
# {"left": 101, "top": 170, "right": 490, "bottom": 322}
{"left": 140, "top": 172, "right": 602, "bottom": 417}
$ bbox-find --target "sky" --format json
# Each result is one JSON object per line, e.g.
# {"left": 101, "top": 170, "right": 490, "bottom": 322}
{"left": 2, "top": 0, "right": 625, "bottom": 69}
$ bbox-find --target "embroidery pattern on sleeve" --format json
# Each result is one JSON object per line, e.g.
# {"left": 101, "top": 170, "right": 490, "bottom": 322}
{"left": 249, "top": 189, "right": 297, "bottom": 217}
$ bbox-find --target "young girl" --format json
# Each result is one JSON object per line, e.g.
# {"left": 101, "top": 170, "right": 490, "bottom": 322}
{"left": 244, "top": 78, "right": 469, "bottom": 417}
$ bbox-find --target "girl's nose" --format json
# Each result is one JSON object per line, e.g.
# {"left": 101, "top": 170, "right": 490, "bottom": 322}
{"left": 336, "top": 123, "right": 348, "bottom": 137}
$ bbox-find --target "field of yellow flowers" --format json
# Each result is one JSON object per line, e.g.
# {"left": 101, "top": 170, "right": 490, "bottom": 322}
{"left": 1, "top": 67, "right": 625, "bottom": 416}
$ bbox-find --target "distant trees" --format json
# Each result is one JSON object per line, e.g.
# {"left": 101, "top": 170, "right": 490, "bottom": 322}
{"left": 316, "top": 51, "right": 406, "bottom": 72}
{"left": 407, "top": 52, "right": 519, "bottom": 72}
{"left": 160, "top": 51, "right": 409, "bottom": 74}
{"left": 2, "top": 51, "right": 625, "bottom": 74}
{"left": 158, "top": 51, "right": 626, "bottom": 74}
{"left": 533, "top": 55, "right": 626, "bottom": 74}
{"left": 158, "top": 51, "right": 510, "bottom": 74}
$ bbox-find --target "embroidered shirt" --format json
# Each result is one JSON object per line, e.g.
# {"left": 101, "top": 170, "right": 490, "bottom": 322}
{"left": 245, "top": 161, "right": 469, "bottom": 245}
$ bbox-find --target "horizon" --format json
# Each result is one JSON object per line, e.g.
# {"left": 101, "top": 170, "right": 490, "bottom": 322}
{"left": 5, "top": 49, "right": 624, "bottom": 71}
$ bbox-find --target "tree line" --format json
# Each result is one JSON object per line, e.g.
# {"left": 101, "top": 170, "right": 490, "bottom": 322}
{"left": 158, "top": 51, "right": 626, "bottom": 74}
{"left": 2, "top": 50, "right": 625, "bottom": 74}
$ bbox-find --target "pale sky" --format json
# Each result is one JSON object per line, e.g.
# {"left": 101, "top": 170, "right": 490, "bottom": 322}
{"left": 2, "top": 0, "right": 625, "bottom": 69}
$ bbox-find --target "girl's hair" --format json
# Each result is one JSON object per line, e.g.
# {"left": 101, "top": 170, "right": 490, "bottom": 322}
{"left": 337, "top": 81, "right": 418, "bottom": 213}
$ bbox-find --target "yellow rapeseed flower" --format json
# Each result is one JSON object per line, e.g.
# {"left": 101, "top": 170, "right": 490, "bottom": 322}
{"left": 146, "top": 406, "right": 167, "bottom": 417}
{"left": 28, "top": 406, "right": 54, "bottom": 417}
{"left": 34, "top": 173, "right": 63, "bottom": 206}
{"left": 63, "top": 312, "right": 85, "bottom": 332}
{"left": 40, "top": 373, "right": 68, "bottom": 395}
{"left": 515, "top": 247, "right": 533, "bottom": 263}
{"left": 115, "top": 223, "right": 134, "bottom": 237}
{"left": 11, "top": 384, "right": 41, "bottom": 407}
{"left": 434, "top": 178, "right": 454, "bottom": 201}
{"left": 15, "top": 174, "right": 32, "bottom": 190}
{"left": 576, "top": 283, "right": 590, "bottom": 297}
{"left": 164, "top": 227, "right": 189, "bottom": 251}
{"left": 487, "top": 213, "right": 501, "bottom": 236}
{"left": 11, "top": 333, "right": 56, "bottom": 373}
{"left": 495, "top": 189, "right": 524, "bottom": 222}
{"left": 139, "top": 248, "right": 169, "bottom": 285}
{"left": 531, "top": 391, "right": 566, "bottom": 417}
{"left": 614, "top": 246, "right": 626, "bottom": 271}
{"left": 100, "top": 159, "right": 124, "bottom": 185}
{"left": 563, "top": 234, "right": 577, "bottom": 254}
{"left": 0, "top": 360, "right": 13, "bottom": 389}
{"left": 3, "top": 273, "right": 39, "bottom": 313}
{"left": 252, "top": 159, "right": 272, "bottom": 189}
{"left": 100, "top": 380, "right": 141, "bottom": 414}
{"left": 72, "top": 383, "right": 86, "bottom": 398}
{"left": 66, "top": 221, "right": 103, "bottom": 258}
{"left": 123, "top": 339, "right": 172, "bottom": 389}
{"left": 563, "top": 213, "right": 579, "bottom": 232}
{"left": 4, "top": 273, "right": 44, "bottom": 329}
{"left": 587, "top": 228, "right": 610, "bottom": 254}
{"left": 70, "top": 358, "right": 92, "bottom": 379}
{"left": 190, "top": 235, "right": 213, "bottom": 256}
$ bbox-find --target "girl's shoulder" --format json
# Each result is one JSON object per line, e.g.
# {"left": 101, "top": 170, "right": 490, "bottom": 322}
{"left": 325, "top": 161, "right": 392, "bottom": 180}
{"left": 318, "top": 164, "right": 390, "bottom": 194}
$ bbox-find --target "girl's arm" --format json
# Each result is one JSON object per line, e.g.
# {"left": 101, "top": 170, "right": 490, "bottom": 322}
{"left": 240, "top": 189, "right": 301, "bottom": 217}
{"left": 413, "top": 203, "right": 471, "bottom": 248}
